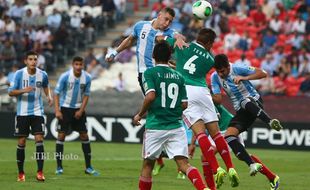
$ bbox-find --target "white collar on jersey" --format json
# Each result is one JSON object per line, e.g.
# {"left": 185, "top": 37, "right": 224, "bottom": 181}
{"left": 193, "top": 41, "right": 205, "bottom": 49}
{"left": 156, "top": 64, "right": 169, "bottom": 67}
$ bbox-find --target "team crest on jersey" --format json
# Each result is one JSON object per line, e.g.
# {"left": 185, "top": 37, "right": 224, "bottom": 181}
{"left": 80, "top": 84, "right": 86, "bottom": 90}
{"left": 248, "top": 66, "right": 255, "bottom": 71}
{"left": 36, "top": 81, "right": 42, "bottom": 88}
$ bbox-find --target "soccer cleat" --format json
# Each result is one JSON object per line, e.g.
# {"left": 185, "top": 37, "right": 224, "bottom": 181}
{"left": 269, "top": 119, "right": 283, "bottom": 131}
{"left": 270, "top": 175, "right": 280, "bottom": 190}
{"left": 214, "top": 167, "right": 227, "bottom": 188}
{"left": 55, "top": 167, "right": 64, "bottom": 175}
{"left": 85, "top": 167, "right": 100, "bottom": 176}
{"left": 249, "top": 163, "right": 262, "bottom": 176}
{"left": 228, "top": 168, "right": 240, "bottom": 187}
{"left": 176, "top": 171, "right": 186, "bottom": 179}
{"left": 17, "top": 172, "right": 25, "bottom": 182}
{"left": 36, "top": 171, "right": 45, "bottom": 182}
{"left": 152, "top": 164, "right": 164, "bottom": 176}
{"left": 203, "top": 188, "right": 211, "bottom": 190}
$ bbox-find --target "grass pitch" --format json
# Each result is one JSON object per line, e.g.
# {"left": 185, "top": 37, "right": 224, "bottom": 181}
{"left": 0, "top": 139, "right": 309, "bottom": 190}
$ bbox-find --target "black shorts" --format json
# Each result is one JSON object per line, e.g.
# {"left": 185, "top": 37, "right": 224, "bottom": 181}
{"left": 14, "top": 116, "right": 45, "bottom": 137}
{"left": 57, "top": 107, "right": 87, "bottom": 134}
{"left": 229, "top": 98, "right": 264, "bottom": 133}
{"left": 138, "top": 73, "right": 146, "bottom": 96}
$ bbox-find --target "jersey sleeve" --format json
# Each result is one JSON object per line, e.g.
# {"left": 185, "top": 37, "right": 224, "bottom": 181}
{"left": 42, "top": 71, "right": 49, "bottom": 88}
{"left": 142, "top": 70, "right": 155, "bottom": 94}
{"left": 132, "top": 21, "right": 141, "bottom": 38}
{"left": 54, "top": 73, "right": 66, "bottom": 95}
{"left": 84, "top": 75, "right": 91, "bottom": 96}
{"left": 211, "top": 72, "right": 222, "bottom": 94}
{"left": 233, "top": 65, "right": 256, "bottom": 76}
{"left": 8, "top": 71, "right": 21, "bottom": 93}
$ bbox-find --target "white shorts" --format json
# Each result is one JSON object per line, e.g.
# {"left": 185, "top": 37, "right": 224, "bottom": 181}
{"left": 183, "top": 85, "right": 218, "bottom": 128}
{"left": 142, "top": 127, "right": 188, "bottom": 160}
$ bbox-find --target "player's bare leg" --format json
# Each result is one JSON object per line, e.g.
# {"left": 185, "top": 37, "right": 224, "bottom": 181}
{"left": 17, "top": 137, "right": 26, "bottom": 182}
{"left": 175, "top": 156, "right": 209, "bottom": 190}
{"left": 139, "top": 159, "right": 155, "bottom": 190}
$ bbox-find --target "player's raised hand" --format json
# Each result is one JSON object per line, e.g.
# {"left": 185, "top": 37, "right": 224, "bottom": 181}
{"left": 105, "top": 49, "right": 118, "bottom": 62}
{"left": 133, "top": 114, "right": 142, "bottom": 126}
{"left": 174, "top": 38, "right": 189, "bottom": 50}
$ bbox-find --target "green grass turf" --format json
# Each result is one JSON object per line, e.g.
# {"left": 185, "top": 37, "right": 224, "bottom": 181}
{"left": 0, "top": 139, "right": 309, "bottom": 190}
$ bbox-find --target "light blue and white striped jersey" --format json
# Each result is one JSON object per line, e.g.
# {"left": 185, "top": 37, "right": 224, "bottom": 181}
{"left": 132, "top": 20, "right": 175, "bottom": 73}
{"left": 8, "top": 67, "right": 49, "bottom": 116}
{"left": 54, "top": 69, "right": 91, "bottom": 109}
{"left": 211, "top": 64, "right": 260, "bottom": 111}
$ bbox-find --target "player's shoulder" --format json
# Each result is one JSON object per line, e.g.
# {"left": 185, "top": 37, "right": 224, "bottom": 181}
{"left": 134, "top": 20, "right": 150, "bottom": 28}
{"left": 211, "top": 70, "right": 218, "bottom": 78}
{"left": 83, "top": 71, "right": 92, "bottom": 80}
{"left": 37, "top": 68, "right": 48, "bottom": 77}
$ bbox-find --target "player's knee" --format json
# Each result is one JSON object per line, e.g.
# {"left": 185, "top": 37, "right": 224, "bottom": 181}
{"left": 34, "top": 135, "right": 44, "bottom": 142}
{"left": 17, "top": 137, "right": 26, "bottom": 145}
{"left": 57, "top": 132, "right": 66, "bottom": 141}
{"left": 79, "top": 132, "right": 89, "bottom": 141}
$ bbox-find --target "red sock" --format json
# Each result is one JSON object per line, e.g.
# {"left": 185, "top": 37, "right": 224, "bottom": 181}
{"left": 139, "top": 176, "right": 152, "bottom": 190}
{"left": 212, "top": 132, "right": 234, "bottom": 170}
{"left": 201, "top": 158, "right": 216, "bottom": 190}
{"left": 186, "top": 166, "right": 207, "bottom": 190}
{"left": 251, "top": 155, "right": 276, "bottom": 181}
{"left": 197, "top": 133, "right": 219, "bottom": 173}
{"left": 157, "top": 157, "right": 164, "bottom": 166}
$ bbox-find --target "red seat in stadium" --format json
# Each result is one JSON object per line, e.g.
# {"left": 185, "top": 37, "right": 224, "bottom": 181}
{"left": 250, "top": 58, "right": 261, "bottom": 68}
{"left": 245, "top": 50, "right": 255, "bottom": 59}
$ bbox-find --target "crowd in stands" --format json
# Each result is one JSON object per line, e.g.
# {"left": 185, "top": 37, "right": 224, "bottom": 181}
{"left": 0, "top": 0, "right": 127, "bottom": 78}
{"left": 143, "top": 0, "right": 310, "bottom": 97}
{"left": 0, "top": 0, "right": 128, "bottom": 108}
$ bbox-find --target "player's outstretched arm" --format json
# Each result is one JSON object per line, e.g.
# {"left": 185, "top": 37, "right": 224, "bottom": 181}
{"left": 234, "top": 68, "right": 267, "bottom": 84}
{"left": 105, "top": 35, "right": 136, "bottom": 62}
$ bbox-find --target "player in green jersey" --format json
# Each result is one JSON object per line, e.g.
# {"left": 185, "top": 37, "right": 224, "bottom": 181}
{"left": 133, "top": 41, "right": 209, "bottom": 190}
{"left": 164, "top": 28, "right": 239, "bottom": 188}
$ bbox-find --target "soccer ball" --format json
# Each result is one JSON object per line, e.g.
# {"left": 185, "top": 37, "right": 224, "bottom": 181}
{"left": 192, "top": 0, "right": 213, "bottom": 20}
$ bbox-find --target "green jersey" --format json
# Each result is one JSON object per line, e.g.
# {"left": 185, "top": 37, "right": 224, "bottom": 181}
{"left": 215, "top": 104, "right": 233, "bottom": 131}
{"left": 167, "top": 38, "right": 214, "bottom": 87}
{"left": 143, "top": 64, "right": 187, "bottom": 130}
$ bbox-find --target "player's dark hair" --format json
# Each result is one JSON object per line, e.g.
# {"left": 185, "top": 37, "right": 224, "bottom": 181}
{"left": 72, "top": 56, "right": 84, "bottom": 63}
{"left": 214, "top": 54, "right": 230, "bottom": 70}
{"left": 153, "top": 41, "right": 171, "bottom": 63}
{"left": 161, "top": 7, "right": 175, "bottom": 17}
{"left": 24, "top": 50, "right": 38, "bottom": 59}
{"left": 197, "top": 28, "right": 216, "bottom": 45}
